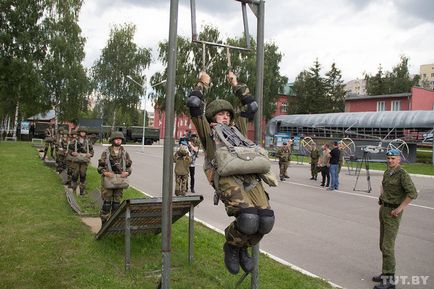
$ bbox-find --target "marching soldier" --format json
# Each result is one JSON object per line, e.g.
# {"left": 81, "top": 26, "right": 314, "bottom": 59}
{"left": 68, "top": 127, "right": 93, "bottom": 195}
{"left": 55, "top": 128, "right": 68, "bottom": 173}
{"left": 97, "top": 132, "right": 132, "bottom": 225}
{"left": 372, "top": 149, "right": 417, "bottom": 289}
{"left": 276, "top": 142, "right": 291, "bottom": 181}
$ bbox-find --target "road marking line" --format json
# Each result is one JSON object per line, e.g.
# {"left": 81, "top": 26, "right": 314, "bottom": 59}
{"left": 282, "top": 181, "right": 434, "bottom": 211}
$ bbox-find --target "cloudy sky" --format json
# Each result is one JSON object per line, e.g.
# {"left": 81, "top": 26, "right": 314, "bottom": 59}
{"left": 79, "top": 0, "right": 434, "bottom": 83}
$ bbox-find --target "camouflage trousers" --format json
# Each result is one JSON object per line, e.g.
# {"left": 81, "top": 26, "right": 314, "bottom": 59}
{"left": 218, "top": 174, "right": 271, "bottom": 248}
{"left": 100, "top": 182, "right": 124, "bottom": 221}
{"left": 278, "top": 161, "right": 289, "bottom": 178}
{"left": 70, "top": 162, "right": 88, "bottom": 190}
{"left": 379, "top": 205, "right": 403, "bottom": 274}
{"left": 310, "top": 162, "right": 318, "bottom": 179}
{"left": 56, "top": 154, "right": 66, "bottom": 173}
{"left": 175, "top": 174, "right": 189, "bottom": 196}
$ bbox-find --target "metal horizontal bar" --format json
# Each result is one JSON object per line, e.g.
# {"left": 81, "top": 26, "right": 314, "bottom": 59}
{"left": 235, "top": 0, "right": 260, "bottom": 5}
{"left": 192, "top": 40, "right": 251, "bottom": 52}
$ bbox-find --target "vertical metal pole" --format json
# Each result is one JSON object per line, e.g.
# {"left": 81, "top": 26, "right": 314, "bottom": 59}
{"left": 188, "top": 203, "right": 194, "bottom": 263}
{"left": 190, "top": 0, "right": 197, "bottom": 41}
{"left": 254, "top": 0, "right": 264, "bottom": 146}
{"left": 251, "top": 244, "right": 260, "bottom": 289}
{"left": 241, "top": 2, "right": 250, "bottom": 49}
{"left": 253, "top": 1, "right": 264, "bottom": 288}
{"left": 161, "top": 0, "right": 178, "bottom": 288}
{"left": 142, "top": 76, "right": 148, "bottom": 153}
{"left": 125, "top": 203, "right": 131, "bottom": 271}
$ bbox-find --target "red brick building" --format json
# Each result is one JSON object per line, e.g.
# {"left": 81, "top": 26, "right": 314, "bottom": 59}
{"left": 345, "top": 87, "right": 434, "bottom": 112}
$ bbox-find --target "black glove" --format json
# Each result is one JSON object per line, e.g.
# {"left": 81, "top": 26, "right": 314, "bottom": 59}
{"left": 241, "top": 100, "right": 258, "bottom": 120}
{"left": 186, "top": 90, "right": 204, "bottom": 117}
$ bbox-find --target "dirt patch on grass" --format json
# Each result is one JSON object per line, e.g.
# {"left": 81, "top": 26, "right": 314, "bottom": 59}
{"left": 81, "top": 217, "right": 101, "bottom": 234}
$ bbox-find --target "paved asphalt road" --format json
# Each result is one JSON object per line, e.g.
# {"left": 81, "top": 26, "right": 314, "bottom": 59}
{"left": 92, "top": 144, "right": 434, "bottom": 289}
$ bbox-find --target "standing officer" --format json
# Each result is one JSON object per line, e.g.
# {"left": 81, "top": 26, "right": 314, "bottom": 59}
{"left": 186, "top": 71, "right": 275, "bottom": 275}
{"left": 68, "top": 127, "right": 94, "bottom": 195}
{"left": 97, "top": 132, "right": 132, "bottom": 225}
{"left": 309, "top": 143, "right": 320, "bottom": 180}
{"left": 276, "top": 142, "right": 291, "bottom": 181}
{"left": 372, "top": 149, "right": 417, "bottom": 289}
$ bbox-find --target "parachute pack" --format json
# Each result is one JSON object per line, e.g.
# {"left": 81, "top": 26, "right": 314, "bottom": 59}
{"left": 213, "top": 124, "right": 271, "bottom": 177}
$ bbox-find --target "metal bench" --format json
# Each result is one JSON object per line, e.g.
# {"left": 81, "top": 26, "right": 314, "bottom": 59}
{"left": 96, "top": 195, "right": 203, "bottom": 271}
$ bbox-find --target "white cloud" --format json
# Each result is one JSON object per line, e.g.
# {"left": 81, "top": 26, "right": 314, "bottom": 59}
{"left": 79, "top": 0, "right": 434, "bottom": 84}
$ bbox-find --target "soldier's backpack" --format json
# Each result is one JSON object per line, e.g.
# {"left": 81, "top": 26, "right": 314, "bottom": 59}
{"left": 103, "top": 149, "right": 129, "bottom": 189}
{"left": 213, "top": 124, "right": 271, "bottom": 177}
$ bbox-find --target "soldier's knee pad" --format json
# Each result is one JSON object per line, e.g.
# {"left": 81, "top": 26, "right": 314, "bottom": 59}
{"left": 258, "top": 209, "right": 275, "bottom": 234}
{"left": 235, "top": 208, "right": 259, "bottom": 235}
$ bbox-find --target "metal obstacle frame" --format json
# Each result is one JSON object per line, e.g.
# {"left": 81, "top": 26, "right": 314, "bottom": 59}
{"left": 96, "top": 195, "right": 203, "bottom": 271}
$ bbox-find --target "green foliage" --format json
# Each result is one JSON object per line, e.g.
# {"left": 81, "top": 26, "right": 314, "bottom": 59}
{"left": 41, "top": 0, "right": 89, "bottom": 121}
{"left": 91, "top": 23, "right": 152, "bottom": 127}
{"left": 365, "top": 55, "right": 419, "bottom": 95}
{"left": 150, "top": 25, "right": 287, "bottom": 120}
{"left": 292, "top": 59, "right": 344, "bottom": 114}
{"left": 0, "top": 0, "right": 47, "bottom": 118}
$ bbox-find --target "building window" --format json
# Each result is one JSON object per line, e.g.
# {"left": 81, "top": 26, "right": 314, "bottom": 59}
{"left": 391, "top": 100, "right": 401, "bottom": 111}
{"left": 377, "top": 101, "right": 385, "bottom": 111}
{"left": 280, "top": 102, "right": 288, "bottom": 113}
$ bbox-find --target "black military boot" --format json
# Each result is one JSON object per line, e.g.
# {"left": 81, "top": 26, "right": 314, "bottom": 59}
{"left": 374, "top": 275, "right": 395, "bottom": 289}
{"left": 223, "top": 243, "right": 240, "bottom": 274}
{"left": 239, "top": 247, "right": 254, "bottom": 273}
{"left": 112, "top": 202, "right": 121, "bottom": 213}
{"left": 79, "top": 186, "right": 85, "bottom": 196}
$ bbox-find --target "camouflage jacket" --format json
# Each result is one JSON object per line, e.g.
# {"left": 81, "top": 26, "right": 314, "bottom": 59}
{"left": 380, "top": 166, "right": 417, "bottom": 205}
{"left": 276, "top": 146, "right": 291, "bottom": 162}
{"left": 97, "top": 146, "right": 132, "bottom": 175}
{"left": 67, "top": 137, "right": 94, "bottom": 156}
{"left": 188, "top": 82, "right": 253, "bottom": 184}
{"left": 173, "top": 151, "right": 191, "bottom": 176}
{"left": 310, "top": 148, "right": 320, "bottom": 163}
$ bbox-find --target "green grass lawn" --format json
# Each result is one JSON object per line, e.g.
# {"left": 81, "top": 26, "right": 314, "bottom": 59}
{"left": 0, "top": 142, "right": 332, "bottom": 289}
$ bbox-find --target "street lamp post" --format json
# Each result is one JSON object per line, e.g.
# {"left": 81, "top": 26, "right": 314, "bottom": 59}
{"left": 127, "top": 75, "right": 147, "bottom": 152}
{"left": 127, "top": 75, "right": 166, "bottom": 152}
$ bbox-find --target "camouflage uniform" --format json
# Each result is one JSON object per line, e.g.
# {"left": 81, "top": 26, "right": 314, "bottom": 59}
{"left": 65, "top": 131, "right": 76, "bottom": 186}
{"left": 309, "top": 147, "right": 320, "bottom": 180}
{"left": 187, "top": 79, "right": 274, "bottom": 265}
{"left": 68, "top": 130, "right": 94, "bottom": 194}
{"left": 173, "top": 146, "right": 191, "bottom": 196}
{"left": 97, "top": 134, "right": 132, "bottom": 223}
{"left": 276, "top": 145, "right": 291, "bottom": 180}
{"left": 378, "top": 166, "right": 417, "bottom": 275}
{"left": 42, "top": 126, "right": 55, "bottom": 160}
{"left": 55, "top": 130, "right": 68, "bottom": 173}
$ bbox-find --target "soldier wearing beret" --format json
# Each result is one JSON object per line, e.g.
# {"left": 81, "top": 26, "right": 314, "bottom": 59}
{"left": 372, "top": 149, "right": 418, "bottom": 289}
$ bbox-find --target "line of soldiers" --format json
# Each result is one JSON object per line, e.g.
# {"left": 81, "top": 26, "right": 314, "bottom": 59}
{"left": 42, "top": 126, "right": 94, "bottom": 195}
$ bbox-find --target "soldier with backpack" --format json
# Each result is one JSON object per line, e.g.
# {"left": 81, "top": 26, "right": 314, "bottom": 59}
{"left": 186, "top": 71, "right": 277, "bottom": 275}
{"left": 173, "top": 141, "right": 192, "bottom": 196}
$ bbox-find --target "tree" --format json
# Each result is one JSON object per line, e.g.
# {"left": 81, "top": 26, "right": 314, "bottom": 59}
{"left": 292, "top": 59, "right": 327, "bottom": 113}
{"left": 41, "top": 0, "right": 89, "bottom": 123}
{"left": 0, "top": 0, "right": 47, "bottom": 127}
{"left": 91, "top": 23, "right": 152, "bottom": 126}
{"left": 365, "top": 56, "right": 418, "bottom": 95}
{"left": 325, "top": 63, "right": 346, "bottom": 112}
